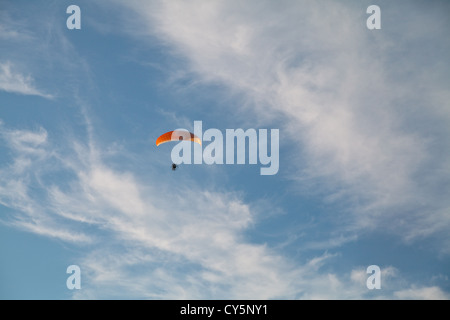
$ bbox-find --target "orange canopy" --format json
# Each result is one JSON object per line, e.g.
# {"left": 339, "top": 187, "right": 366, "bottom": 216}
{"left": 156, "top": 130, "right": 201, "bottom": 146}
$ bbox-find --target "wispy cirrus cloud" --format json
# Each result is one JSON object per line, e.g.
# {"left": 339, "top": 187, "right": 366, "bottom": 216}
{"left": 0, "top": 10, "right": 34, "bottom": 42}
{"left": 394, "top": 286, "right": 450, "bottom": 300}
{"left": 1, "top": 118, "right": 447, "bottom": 299}
{"left": 1, "top": 0, "right": 448, "bottom": 300}
{"left": 116, "top": 0, "right": 450, "bottom": 250}
{"left": 0, "top": 23, "right": 31, "bottom": 41}
{"left": 0, "top": 123, "right": 90, "bottom": 243}
{"left": 0, "top": 119, "right": 298, "bottom": 298}
{"left": 0, "top": 62, "right": 54, "bottom": 99}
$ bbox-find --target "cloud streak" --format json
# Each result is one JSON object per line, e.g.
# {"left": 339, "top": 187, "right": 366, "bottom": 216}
{"left": 1, "top": 0, "right": 449, "bottom": 299}
{"left": 0, "top": 62, "right": 54, "bottom": 99}
{"left": 0, "top": 119, "right": 300, "bottom": 298}
{"left": 1, "top": 116, "right": 448, "bottom": 299}
{"left": 117, "top": 0, "right": 450, "bottom": 249}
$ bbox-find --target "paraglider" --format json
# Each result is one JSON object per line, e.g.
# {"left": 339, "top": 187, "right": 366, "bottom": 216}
{"left": 156, "top": 130, "right": 201, "bottom": 171}
{"left": 156, "top": 121, "right": 279, "bottom": 175}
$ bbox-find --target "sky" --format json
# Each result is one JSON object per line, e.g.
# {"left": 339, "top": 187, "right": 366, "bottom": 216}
{"left": 0, "top": 0, "right": 449, "bottom": 299}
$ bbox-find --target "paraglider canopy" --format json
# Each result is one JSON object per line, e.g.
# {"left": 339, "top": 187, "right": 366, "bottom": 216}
{"left": 156, "top": 130, "right": 201, "bottom": 146}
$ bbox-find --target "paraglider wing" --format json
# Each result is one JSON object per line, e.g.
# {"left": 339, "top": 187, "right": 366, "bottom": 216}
{"left": 156, "top": 130, "right": 201, "bottom": 146}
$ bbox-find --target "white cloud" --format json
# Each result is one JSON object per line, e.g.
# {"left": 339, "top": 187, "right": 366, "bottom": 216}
{"left": 0, "top": 12, "right": 34, "bottom": 42}
{"left": 1, "top": 120, "right": 448, "bottom": 299}
{"left": 0, "top": 62, "right": 53, "bottom": 99}
{"left": 68, "top": 163, "right": 297, "bottom": 298}
{"left": 1, "top": 0, "right": 449, "bottom": 299}
{"left": 117, "top": 0, "right": 450, "bottom": 248}
{"left": 0, "top": 121, "right": 299, "bottom": 298}
{"left": 394, "top": 286, "right": 450, "bottom": 300}
{"left": 0, "top": 24, "right": 29, "bottom": 41}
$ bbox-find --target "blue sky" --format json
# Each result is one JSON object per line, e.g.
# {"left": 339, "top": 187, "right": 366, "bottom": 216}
{"left": 1, "top": 0, "right": 449, "bottom": 299}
